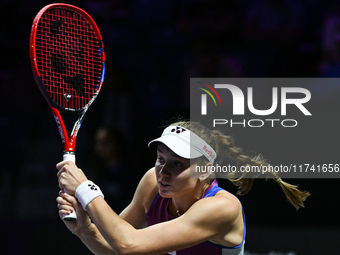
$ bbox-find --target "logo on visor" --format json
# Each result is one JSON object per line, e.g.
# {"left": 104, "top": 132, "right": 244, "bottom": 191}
{"left": 171, "top": 127, "right": 186, "bottom": 134}
{"left": 203, "top": 145, "right": 216, "bottom": 161}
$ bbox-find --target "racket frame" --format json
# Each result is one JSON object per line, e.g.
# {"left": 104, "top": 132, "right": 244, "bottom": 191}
{"left": 30, "top": 3, "right": 105, "bottom": 221}
{"left": 30, "top": 3, "right": 105, "bottom": 154}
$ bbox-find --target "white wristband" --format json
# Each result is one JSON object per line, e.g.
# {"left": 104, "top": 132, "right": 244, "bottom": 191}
{"left": 75, "top": 180, "right": 104, "bottom": 211}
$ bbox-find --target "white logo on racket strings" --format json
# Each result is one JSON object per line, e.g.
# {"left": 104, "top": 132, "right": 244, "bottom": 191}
{"left": 64, "top": 93, "right": 72, "bottom": 101}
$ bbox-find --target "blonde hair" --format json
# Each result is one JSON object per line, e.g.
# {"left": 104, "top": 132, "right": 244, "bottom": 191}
{"left": 171, "top": 121, "right": 310, "bottom": 210}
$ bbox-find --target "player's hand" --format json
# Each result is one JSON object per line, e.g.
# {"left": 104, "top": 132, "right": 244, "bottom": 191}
{"left": 56, "top": 190, "right": 91, "bottom": 234}
{"left": 57, "top": 161, "right": 88, "bottom": 195}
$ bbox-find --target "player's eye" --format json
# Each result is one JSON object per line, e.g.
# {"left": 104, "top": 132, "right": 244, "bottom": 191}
{"left": 174, "top": 161, "right": 183, "bottom": 167}
{"left": 157, "top": 156, "right": 165, "bottom": 164}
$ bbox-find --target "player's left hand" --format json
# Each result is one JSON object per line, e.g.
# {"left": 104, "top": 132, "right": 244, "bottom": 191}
{"left": 57, "top": 161, "right": 88, "bottom": 195}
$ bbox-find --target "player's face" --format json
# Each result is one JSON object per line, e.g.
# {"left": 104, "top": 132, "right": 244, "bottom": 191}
{"left": 155, "top": 143, "right": 200, "bottom": 198}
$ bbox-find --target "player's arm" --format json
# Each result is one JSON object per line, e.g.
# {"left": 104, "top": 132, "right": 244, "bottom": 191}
{"left": 58, "top": 163, "right": 242, "bottom": 254}
{"left": 59, "top": 168, "right": 158, "bottom": 254}
{"left": 119, "top": 168, "right": 158, "bottom": 228}
{"left": 86, "top": 189, "right": 241, "bottom": 255}
{"left": 75, "top": 223, "right": 116, "bottom": 255}
{"left": 57, "top": 191, "right": 116, "bottom": 254}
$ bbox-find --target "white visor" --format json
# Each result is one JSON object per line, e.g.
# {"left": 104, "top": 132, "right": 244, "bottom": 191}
{"left": 148, "top": 126, "right": 216, "bottom": 164}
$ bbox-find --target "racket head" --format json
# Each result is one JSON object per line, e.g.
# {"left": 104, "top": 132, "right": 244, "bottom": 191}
{"left": 30, "top": 3, "right": 105, "bottom": 113}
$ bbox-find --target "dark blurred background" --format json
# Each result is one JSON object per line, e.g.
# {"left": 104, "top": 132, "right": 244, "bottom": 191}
{"left": 0, "top": 0, "right": 340, "bottom": 254}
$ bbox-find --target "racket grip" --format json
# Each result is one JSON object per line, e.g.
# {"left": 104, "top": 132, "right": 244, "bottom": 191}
{"left": 63, "top": 152, "right": 76, "bottom": 163}
{"left": 62, "top": 152, "right": 77, "bottom": 221}
{"left": 63, "top": 208, "right": 77, "bottom": 221}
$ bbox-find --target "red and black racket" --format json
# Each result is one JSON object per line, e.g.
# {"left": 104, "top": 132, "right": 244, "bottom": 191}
{"left": 30, "top": 3, "right": 105, "bottom": 221}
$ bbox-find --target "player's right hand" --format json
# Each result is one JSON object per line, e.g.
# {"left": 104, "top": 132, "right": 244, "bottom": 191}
{"left": 56, "top": 190, "right": 91, "bottom": 234}
{"left": 57, "top": 161, "right": 88, "bottom": 195}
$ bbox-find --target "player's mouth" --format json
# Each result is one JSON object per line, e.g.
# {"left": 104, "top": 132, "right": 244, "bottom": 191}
{"left": 159, "top": 181, "right": 171, "bottom": 187}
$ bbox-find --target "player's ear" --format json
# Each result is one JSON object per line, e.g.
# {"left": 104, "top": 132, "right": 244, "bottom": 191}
{"left": 199, "top": 162, "right": 213, "bottom": 182}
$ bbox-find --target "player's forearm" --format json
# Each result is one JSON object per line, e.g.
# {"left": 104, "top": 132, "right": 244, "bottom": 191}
{"left": 76, "top": 222, "right": 117, "bottom": 255}
{"left": 86, "top": 197, "right": 141, "bottom": 255}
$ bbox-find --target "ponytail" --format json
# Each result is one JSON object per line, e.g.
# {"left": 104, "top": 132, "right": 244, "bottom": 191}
{"left": 212, "top": 129, "right": 310, "bottom": 210}
{"left": 274, "top": 178, "right": 310, "bottom": 210}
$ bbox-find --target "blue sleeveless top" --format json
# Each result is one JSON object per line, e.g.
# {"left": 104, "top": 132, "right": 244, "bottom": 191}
{"left": 145, "top": 180, "right": 246, "bottom": 255}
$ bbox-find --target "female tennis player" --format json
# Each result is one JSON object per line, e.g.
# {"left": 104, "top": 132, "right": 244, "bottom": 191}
{"left": 57, "top": 121, "right": 309, "bottom": 255}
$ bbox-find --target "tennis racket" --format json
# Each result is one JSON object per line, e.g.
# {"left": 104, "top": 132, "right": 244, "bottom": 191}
{"left": 30, "top": 3, "right": 105, "bottom": 221}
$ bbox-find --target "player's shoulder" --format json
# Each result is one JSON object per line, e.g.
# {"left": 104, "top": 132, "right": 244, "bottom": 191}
{"left": 188, "top": 189, "right": 242, "bottom": 224}
{"left": 139, "top": 167, "right": 157, "bottom": 189}
{"left": 212, "top": 189, "right": 241, "bottom": 215}
{"left": 193, "top": 190, "right": 244, "bottom": 247}
{"left": 135, "top": 168, "right": 158, "bottom": 211}
{"left": 213, "top": 190, "right": 242, "bottom": 217}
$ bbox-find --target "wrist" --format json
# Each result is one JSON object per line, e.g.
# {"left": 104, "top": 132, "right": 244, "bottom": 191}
{"left": 72, "top": 222, "right": 92, "bottom": 235}
{"left": 74, "top": 222, "right": 98, "bottom": 240}
{"left": 75, "top": 180, "right": 104, "bottom": 211}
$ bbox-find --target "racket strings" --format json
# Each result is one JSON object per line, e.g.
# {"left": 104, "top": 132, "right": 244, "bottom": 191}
{"left": 35, "top": 7, "right": 103, "bottom": 110}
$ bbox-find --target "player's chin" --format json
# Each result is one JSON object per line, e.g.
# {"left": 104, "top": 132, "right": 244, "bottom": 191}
{"left": 158, "top": 183, "right": 175, "bottom": 198}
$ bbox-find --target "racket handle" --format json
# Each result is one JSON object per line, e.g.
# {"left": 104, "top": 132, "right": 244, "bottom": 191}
{"left": 62, "top": 152, "right": 77, "bottom": 221}
{"left": 63, "top": 208, "right": 77, "bottom": 221}
{"left": 63, "top": 152, "right": 76, "bottom": 163}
